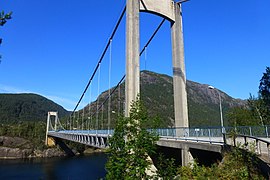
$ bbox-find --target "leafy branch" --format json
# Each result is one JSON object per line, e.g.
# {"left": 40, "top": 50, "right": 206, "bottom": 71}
{"left": 0, "top": 11, "right": 12, "bottom": 63}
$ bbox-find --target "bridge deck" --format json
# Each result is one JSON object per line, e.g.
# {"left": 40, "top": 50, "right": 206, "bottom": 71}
{"left": 48, "top": 127, "right": 270, "bottom": 164}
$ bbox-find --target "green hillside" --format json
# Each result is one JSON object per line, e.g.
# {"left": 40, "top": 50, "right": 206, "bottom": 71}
{"left": 0, "top": 93, "right": 70, "bottom": 123}
{"left": 141, "top": 71, "right": 245, "bottom": 127}
{"left": 82, "top": 70, "right": 246, "bottom": 128}
{"left": 0, "top": 71, "right": 245, "bottom": 127}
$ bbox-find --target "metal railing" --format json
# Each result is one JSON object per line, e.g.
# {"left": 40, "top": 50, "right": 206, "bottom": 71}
{"left": 50, "top": 125, "right": 270, "bottom": 142}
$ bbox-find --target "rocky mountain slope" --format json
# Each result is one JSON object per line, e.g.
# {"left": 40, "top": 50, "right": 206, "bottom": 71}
{"left": 84, "top": 70, "right": 246, "bottom": 127}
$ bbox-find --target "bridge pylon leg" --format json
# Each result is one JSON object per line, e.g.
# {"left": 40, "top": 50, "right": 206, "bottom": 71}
{"left": 125, "top": 0, "right": 140, "bottom": 117}
{"left": 171, "top": 2, "right": 189, "bottom": 130}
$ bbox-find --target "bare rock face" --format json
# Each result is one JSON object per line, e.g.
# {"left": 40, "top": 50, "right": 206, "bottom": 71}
{"left": 0, "top": 136, "right": 65, "bottom": 158}
{"left": 43, "top": 148, "right": 65, "bottom": 158}
{"left": 0, "top": 136, "right": 33, "bottom": 149}
{"left": 0, "top": 147, "right": 33, "bottom": 159}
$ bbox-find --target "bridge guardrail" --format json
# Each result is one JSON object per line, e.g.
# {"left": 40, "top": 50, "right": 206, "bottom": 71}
{"left": 52, "top": 125, "right": 270, "bottom": 137}
{"left": 49, "top": 125, "right": 270, "bottom": 145}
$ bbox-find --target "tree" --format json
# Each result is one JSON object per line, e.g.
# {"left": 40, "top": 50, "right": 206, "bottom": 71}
{"left": 177, "top": 148, "right": 264, "bottom": 179}
{"left": 259, "top": 67, "right": 270, "bottom": 120}
{"left": 248, "top": 94, "right": 268, "bottom": 125}
{"left": 247, "top": 67, "right": 270, "bottom": 125}
{"left": 226, "top": 107, "right": 260, "bottom": 126}
{"left": 106, "top": 97, "right": 159, "bottom": 179}
{"left": 0, "top": 11, "right": 12, "bottom": 26}
{"left": 0, "top": 11, "right": 12, "bottom": 63}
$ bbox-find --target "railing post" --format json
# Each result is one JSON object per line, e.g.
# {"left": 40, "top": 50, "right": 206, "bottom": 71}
{"left": 267, "top": 143, "right": 270, "bottom": 163}
{"left": 196, "top": 128, "right": 198, "bottom": 142}
{"left": 249, "top": 127, "right": 252, "bottom": 136}
{"left": 266, "top": 126, "right": 269, "bottom": 138}
{"left": 184, "top": 127, "right": 188, "bottom": 140}
{"left": 208, "top": 129, "right": 211, "bottom": 143}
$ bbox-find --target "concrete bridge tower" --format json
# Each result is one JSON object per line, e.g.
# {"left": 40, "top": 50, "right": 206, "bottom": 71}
{"left": 125, "top": 0, "right": 190, "bottom": 165}
{"left": 125, "top": 0, "right": 189, "bottom": 129}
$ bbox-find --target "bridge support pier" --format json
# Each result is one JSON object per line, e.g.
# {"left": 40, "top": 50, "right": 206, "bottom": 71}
{"left": 181, "top": 145, "right": 193, "bottom": 166}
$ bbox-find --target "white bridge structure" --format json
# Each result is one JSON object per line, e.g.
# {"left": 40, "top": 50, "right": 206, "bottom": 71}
{"left": 44, "top": 0, "right": 270, "bottom": 167}
{"left": 46, "top": 111, "right": 270, "bottom": 165}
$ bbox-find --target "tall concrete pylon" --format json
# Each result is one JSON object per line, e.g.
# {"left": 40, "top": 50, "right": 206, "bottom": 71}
{"left": 171, "top": 3, "right": 189, "bottom": 128}
{"left": 125, "top": 0, "right": 189, "bottom": 128}
{"left": 125, "top": 0, "right": 140, "bottom": 117}
{"left": 125, "top": 0, "right": 190, "bottom": 165}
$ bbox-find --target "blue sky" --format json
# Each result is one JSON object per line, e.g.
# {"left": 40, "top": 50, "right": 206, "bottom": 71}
{"left": 1, "top": 0, "right": 269, "bottom": 111}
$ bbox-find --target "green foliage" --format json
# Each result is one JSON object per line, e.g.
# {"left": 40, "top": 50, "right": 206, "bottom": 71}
{"left": 106, "top": 97, "right": 159, "bottom": 179}
{"left": 226, "top": 107, "right": 260, "bottom": 126}
{"left": 178, "top": 161, "right": 218, "bottom": 180}
{"left": 0, "top": 11, "right": 12, "bottom": 26}
{"left": 84, "top": 71, "right": 244, "bottom": 129}
{"left": 0, "top": 11, "right": 12, "bottom": 62}
{"left": 155, "top": 154, "right": 178, "bottom": 179}
{"left": 259, "top": 67, "right": 270, "bottom": 104}
{"left": 259, "top": 66, "right": 270, "bottom": 120}
{"left": 246, "top": 67, "right": 270, "bottom": 125}
{"left": 0, "top": 121, "right": 47, "bottom": 150}
{"left": 0, "top": 93, "right": 70, "bottom": 123}
{"left": 177, "top": 148, "right": 264, "bottom": 179}
{"left": 227, "top": 66, "right": 270, "bottom": 126}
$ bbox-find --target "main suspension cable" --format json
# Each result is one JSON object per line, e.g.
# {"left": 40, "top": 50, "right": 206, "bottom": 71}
{"left": 90, "top": 18, "right": 166, "bottom": 120}
{"left": 71, "top": 6, "right": 126, "bottom": 116}
{"left": 140, "top": 18, "right": 166, "bottom": 56}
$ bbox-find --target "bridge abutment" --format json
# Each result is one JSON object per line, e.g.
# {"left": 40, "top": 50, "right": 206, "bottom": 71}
{"left": 46, "top": 137, "right": 56, "bottom": 147}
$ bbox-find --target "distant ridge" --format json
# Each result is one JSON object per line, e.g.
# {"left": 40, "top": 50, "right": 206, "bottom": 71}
{"left": 0, "top": 71, "right": 245, "bottom": 126}
{"left": 0, "top": 93, "right": 69, "bottom": 123}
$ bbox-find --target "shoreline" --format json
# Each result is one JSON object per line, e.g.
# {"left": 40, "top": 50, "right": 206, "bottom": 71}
{"left": 0, "top": 146, "right": 106, "bottom": 160}
{"left": 0, "top": 136, "right": 106, "bottom": 160}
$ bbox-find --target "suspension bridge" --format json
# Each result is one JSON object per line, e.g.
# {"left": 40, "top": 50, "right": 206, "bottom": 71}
{"left": 44, "top": 0, "right": 270, "bottom": 166}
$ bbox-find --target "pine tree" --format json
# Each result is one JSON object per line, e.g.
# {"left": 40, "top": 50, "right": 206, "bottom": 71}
{"left": 259, "top": 67, "right": 270, "bottom": 121}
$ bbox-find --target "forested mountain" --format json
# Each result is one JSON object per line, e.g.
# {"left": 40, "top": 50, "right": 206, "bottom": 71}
{"left": 0, "top": 93, "right": 69, "bottom": 123}
{"left": 83, "top": 70, "right": 246, "bottom": 127}
{"left": 141, "top": 71, "right": 246, "bottom": 126}
{"left": 0, "top": 71, "right": 245, "bottom": 126}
